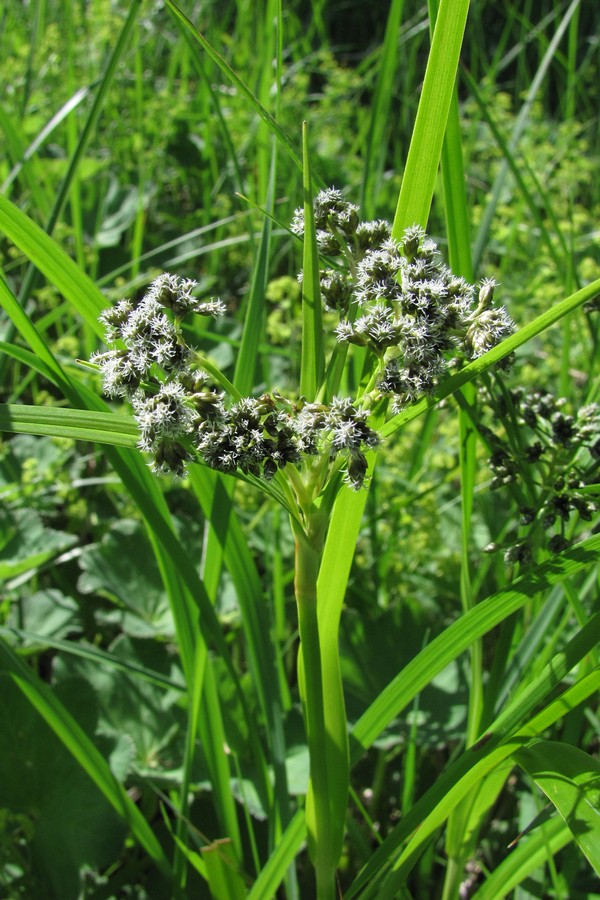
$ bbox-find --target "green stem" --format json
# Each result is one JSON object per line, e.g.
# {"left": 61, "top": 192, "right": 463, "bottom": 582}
{"left": 293, "top": 513, "right": 337, "bottom": 900}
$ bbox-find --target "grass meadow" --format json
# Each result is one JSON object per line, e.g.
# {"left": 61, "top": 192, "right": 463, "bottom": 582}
{"left": 1, "top": 0, "right": 600, "bottom": 897}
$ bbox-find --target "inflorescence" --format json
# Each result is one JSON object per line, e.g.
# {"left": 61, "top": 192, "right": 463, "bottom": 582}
{"left": 292, "top": 188, "right": 515, "bottom": 413}
{"left": 92, "top": 190, "right": 515, "bottom": 491}
{"left": 480, "top": 387, "right": 600, "bottom": 563}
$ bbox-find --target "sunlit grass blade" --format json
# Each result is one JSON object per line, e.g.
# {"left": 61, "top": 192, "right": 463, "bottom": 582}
{"left": 234, "top": 147, "right": 276, "bottom": 394}
{"left": 0, "top": 628, "right": 183, "bottom": 693}
{"left": 298, "top": 123, "right": 324, "bottom": 401}
{"left": 198, "top": 659, "right": 244, "bottom": 858}
{"left": 391, "top": 0, "right": 470, "bottom": 235}
{"left": 0, "top": 403, "right": 139, "bottom": 447}
{"left": 359, "top": 0, "right": 405, "bottom": 218}
{"left": 317, "top": 462, "right": 378, "bottom": 864}
{"left": 246, "top": 810, "right": 306, "bottom": 900}
{"left": 438, "top": 51, "right": 484, "bottom": 898}
{"left": 0, "top": 195, "right": 106, "bottom": 336}
{"left": 471, "top": 816, "right": 572, "bottom": 900}
{"left": 188, "top": 467, "right": 291, "bottom": 833}
{"left": 9, "top": 0, "right": 141, "bottom": 367}
{"left": 173, "top": 639, "right": 207, "bottom": 887}
{"left": 2, "top": 260, "right": 267, "bottom": 803}
{"left": 1, "top": 86, "right": 90, "bottom": 197}
{"left": 514, "top": 740, "right": 600, "bottom": 877}
{"left": 0, "top": 637, "right": 173, "bottom": 882}
{"left": 463, "top": 67, "right": 568, "bottom": 275}
{"left": 202, "top": 839, "right": 247, "bottom": 900}
{"left": 0, "top": 104, "right": 52, "bottom": 213}
{"left": 0, "top": 269, "right": 85, "bottom": 396}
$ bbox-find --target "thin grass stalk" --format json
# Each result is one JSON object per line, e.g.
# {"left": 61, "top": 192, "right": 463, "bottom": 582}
{"left": 62, "top": 0, "right": 85, "bottom": 271}
{"left": 359, "top": 0, "right": 405, "bottom": 218}
{"left": 436, "top": 23, "right": 488, "bottom": 895}
{"left": 300, "top": 122, "right": 324, "bottom": 401}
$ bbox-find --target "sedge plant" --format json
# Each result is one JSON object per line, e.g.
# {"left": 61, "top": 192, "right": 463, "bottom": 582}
{"left": 87, "top": 171, "right": 515, "bottom": 897}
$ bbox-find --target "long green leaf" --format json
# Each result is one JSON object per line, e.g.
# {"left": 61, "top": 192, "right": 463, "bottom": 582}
{"left": 0, "top": 194, "right": 106, "bottom": 335}
{"left": 471, "top": 816, "right": 572, "bottom": 900}
{"left": 164, "top": 0, "right": 303, "bottom": 175}
{"left": 247, "top": 810, "right": 306, "bottom": 900}
{"left": 317, "top": 483, "right": 370, "bottom": 866}
{"left": 471, "top": 0, "right": 582, "bottom": 271}
{"left": 299, "top": 123, "right": 324, "bottom": 401}
{"left": 0, "top": 403, "right": 139, "bottom": 447}
{"left": 0, "top": 628, "right": 183, "bottom": 693}
{"left": 392, "top": 0, "right": 470, "bottom": 234}
{"left": 350, "top": 667, "right": 600, "bottom": 898}
{"left": 514, "top": 740, "right": 600, "bottom": 877}
{"left": 360, "top": 0, "right": 405, "bottom": 217}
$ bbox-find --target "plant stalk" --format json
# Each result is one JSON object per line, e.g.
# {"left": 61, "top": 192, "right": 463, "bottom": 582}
{"left": 293, "top": 512, "right": 337, "bottom": 900}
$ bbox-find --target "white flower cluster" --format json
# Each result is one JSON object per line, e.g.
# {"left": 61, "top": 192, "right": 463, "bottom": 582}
{"left": 292, "top": 191, "right": 515, "bottom": 413}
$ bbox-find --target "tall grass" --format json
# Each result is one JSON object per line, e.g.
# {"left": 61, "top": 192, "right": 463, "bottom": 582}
{"left": 1, "top": 1, "right": 599, "bottom": 898}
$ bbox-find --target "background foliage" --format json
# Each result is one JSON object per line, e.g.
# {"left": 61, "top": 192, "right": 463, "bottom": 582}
{"left": 1, "top": 0, "right": 599, "bottom": 897}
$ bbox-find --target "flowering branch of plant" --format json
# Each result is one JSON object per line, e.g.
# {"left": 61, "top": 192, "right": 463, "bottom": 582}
{"left": 90, "top": 189, "right": 515, "bottom": 899}
{"left": 91, "top": 191, "right": 514, "bottom": 502}
{"left": 475, "top": 381, "right": 600, "bottom": 566}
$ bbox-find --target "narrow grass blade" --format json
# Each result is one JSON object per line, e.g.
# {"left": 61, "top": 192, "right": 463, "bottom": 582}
{"left": 0, "top": 194, "right": 105, "bottom": 336}
{"left": 202, "top": 839, "right": 247, "bottom": 900}
{"left": 440, "top": 88, "right": 473, "bottom": 281}
{"left": 471, "top": 0, "right": 582, "bottom": 271}
{"left": 9, "top": 0, "right": 141, "bottom": 369}
{"left": 174, "top": 638, "right": 207, "bottom": 887}
{"left": 0, "top": 638, "right": 173, "bottom": 882}
{"left": 1, "top": 86, "right": 90, "bottom": 196}
{"left": 0, "top": 341, "right": 65, "bottom": 394}
{"left": 0, "top": 628, "right": 183, "bottom": 693}
{"left": 438, "top": 52, "right": 484, "bottom": 893}
{"left": 188, "top": 467, "right": 290, "bottom": 829}
{"left": 0, "top": 404, "right": 138, "bottom": 447}
{"left": 234, "top": 147, "right": 276, "bottom": 395}
{"left": 299, "top": 123, "right": 324, "bottom": 401}
{"left": 514, "top": 740, "right": 600, "bottom": 877}
{"left": 0, "top": 104, "right": 51, "bottom": 213}
{"left": 391, "top": 0, "right": 470, "bottom": 235}
{"left": 317, "top": 482, "right": 372, "bottom": 864}
{"left": 246, "top": 810, "right": 306, "bottom": 900}
{"left": 463, "top": 68, "right": 567, "bottom": 275}
{"left": 198, "top": 659, "right": 243, "bottom": 858}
